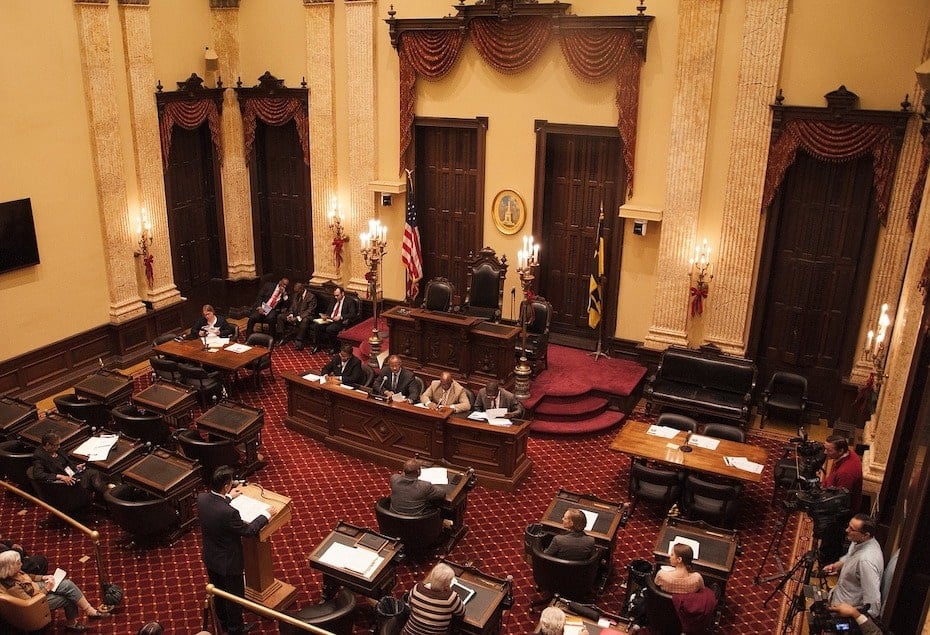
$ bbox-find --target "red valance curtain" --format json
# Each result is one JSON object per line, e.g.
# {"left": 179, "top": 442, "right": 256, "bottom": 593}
{"left": 158, "top": 100, "right": 222, "bottom": 170}
{"left": 397, "top": 24, "right": 644, "bottom": 191}
{"left": 762, "top": 120, "right": 898, "bottom": 223}
{"left": 241, "top": 97, "right": 310, "bottom": 165}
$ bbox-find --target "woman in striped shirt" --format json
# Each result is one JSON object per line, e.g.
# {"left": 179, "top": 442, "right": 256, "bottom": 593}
{"left": 401, "top": 563, "right": 466, "bottom": 635}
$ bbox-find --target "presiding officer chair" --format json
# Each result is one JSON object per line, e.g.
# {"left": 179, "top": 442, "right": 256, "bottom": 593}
{"left": 462, "top": 246, "right": 508, "bottom": 321}
{"left": 374, "top": 496, "right": 444, "bottom": 561}
{"left": 420, "top": 277, "right": 457, "bottom": 312}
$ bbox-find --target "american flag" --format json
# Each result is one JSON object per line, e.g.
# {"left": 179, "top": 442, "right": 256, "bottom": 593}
{"left": 401, "top": 171, "right": 423, "bottom": 302}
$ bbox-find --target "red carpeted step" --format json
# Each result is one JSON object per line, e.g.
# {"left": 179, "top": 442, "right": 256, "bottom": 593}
{"left": 530, "top": 410, "right": 625, "bottom": 434}
{"left": 533, "top": 395, "right": 609, "bottom": 419}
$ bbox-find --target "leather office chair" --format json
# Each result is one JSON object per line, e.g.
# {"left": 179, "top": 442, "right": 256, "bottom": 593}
{"left": 150, "top": 356, "right": 182, "bottom": 383}
{"left": 642, "top": 574, "right": 717, "bottom": 635}
{"left": 420, "top": 277, "right": 457, "bottom": 312}
{"left": 463, "top": 387, "right": 475, "bottom": 410}
{"left": 104, "top": 484, "right": 180, "bottom": 549}
{"left": 278, "top": 588, "right": 357, "bottom": 635}
{"left": 462, "top": 246, "right": 508, "bottom": 321}
{"left": 0, "top": 439, "right": 35, "bottom": 489}
{"left": 628, "top": 462, "right": 684, "bottom": 515}
{"left": 111, "top": 404, "right": 170, "bottom": 447}
{"left": 702, "top": 423, "right": 745, "bottom": 443}
{"left": 245, "top": 333, "right": 275, "bottom": 387}
{"left": 760, "top": 372, "right": 808, "bottom": 428}
{"left": 153, "top": 333, "right": 177, "bottom": 348}
{"left": 53, "top": 393, "right": 110, "bottom": 429}
{"left": 359, "top": 363, "right": 375, "bottom": 388}
{"left": 374, "top": 496, "right": 444, "bottom": 560}
{"left": 0, "top": 589, "right": 52, "bottom": 632}
{"left": 514, "top": 296, "right": 553, "bottom": 376}
{"left": 177, "top": 429, "right": 240, "bottom": 486}
{"left": 413, "top": 376, "right": 425, "bottom": 401}
{"left": 656, "top": 413, "right": 698, "bottom": 433}
{"left": 177, "top": 362, "right": 224, "bottom": 408}
{"left": 27, "top": 466, "right": 95, "bottom": 521}
{"left": 681, "top": 474, "right": 741, "bottom": 529}
{"left": 530, "top": 541, "right": 603, "bottom": 607}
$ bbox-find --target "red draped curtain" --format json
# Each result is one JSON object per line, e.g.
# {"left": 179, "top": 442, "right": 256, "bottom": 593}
{"left": 762, "top": 120, "right": 898, "bottom": 223}
{"left": 241, "top": 97, "right": 310, "bottom": 165}
{"left": 397, "top": 23, "right": 644, "bottom": 191}
{"left": 158, "top": 99, "right": 222, "bottom": 170}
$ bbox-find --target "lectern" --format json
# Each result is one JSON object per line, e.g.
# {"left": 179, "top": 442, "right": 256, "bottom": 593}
{"left": 238, "top": 484, "right": 297, "bottom": 610}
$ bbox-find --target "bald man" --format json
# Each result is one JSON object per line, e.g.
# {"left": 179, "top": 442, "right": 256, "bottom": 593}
{"left": 420, "top": 372, "right": 471, "bottom": 414}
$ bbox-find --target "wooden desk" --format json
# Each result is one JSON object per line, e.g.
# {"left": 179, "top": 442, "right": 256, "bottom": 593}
{"left": 440, "top": 559, "right": 513, "bottom": 635}
{"left": 18, "top": 414, "right": 90, "bottom": 451}
{"left": 538, "top": 489, "right": 625, "bottom": 564}
{"left": 383, "top": 306, "right": 520, "bottom": 388}
{"left": 69, "top": 433, "right": 148, "bottom": 478}
{"left": 196, "top": 401, "right": 265, "bottom": 476}
{"left": 73, "top": 370, "right": 134, "bottom": 408}
{"left": 237, "top": 484, "right": 297, "bottom": 610}
{"left": 609, "top": 421, "right": 769, "bottom": 483}
{"left": 283, "top": 372, "right": 531, "bottom": 491}
{"left": 120, "top": 449, "right": 202, "bottom": 533}
{"left": 308, "top": 521, "right": 403, "bottom": 601}
{"left": 0, "top": 396, "right": 37, "bottom": 440}
{"left": 132, "top": 381, "right": 199, "bottom": 429}
{"left": 652, "top": 516, "right": 738, "bottom": 597}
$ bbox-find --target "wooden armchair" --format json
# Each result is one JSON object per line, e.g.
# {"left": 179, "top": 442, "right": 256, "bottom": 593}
{"left": 0, "top": 586, "right": 52, "bottom": 631}
{"left": 463, "top": 247, "right": 508, "bottom": 321}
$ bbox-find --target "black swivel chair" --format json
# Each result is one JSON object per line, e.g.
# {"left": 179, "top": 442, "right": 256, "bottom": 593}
{"left": 656, "top": 413, "right": 698, "bottom": 433}
{"left": 463, "top": 387, "right": 475, "bottom": 411}
{"left": 53, "top": 394, "right": 110, "bottom": 429}
{"left": 153, "top": 333, "right": 178, "bottom": 348}
{"left": 530, "top": 541, "right": 603, "bottom": 608}
{"left": 760, "top": 372, "right": 808, "bottom": 428}
{"left": 177, "top": 362, "right": 224, "bottom": 408}
{"left": 359, "top": 364, "right": 375, "bottom": 388}
{"left": 245, "top": 333, "right": 275, "bottom": 387}
{"left": 701, "top": 423, "right": 746, "bottom": 443}
{"left": 27, "top": 466, "right": 95, "bottom": 523}
{"left": 0, "top": 439, "right": 35, "bottom": 489}
{"left": 177, "top": 429, "right": 240, "bottom": 487}
{"left": 420, "top": 277, "right": 457, "bottom": 312}
{"left": 374, "top": 496, "right": 444, "bottom": 560}
{"left": 642, "top": 574, "right": 717, "bottom": 635}
{"left": 110, "top": 404, "right": 171, "bottom": 447}
{"left": 680, "top": 474, "right": 742, "bottom": 529}
{"left": 150, "top": 356, "right": 182, "bottom": 383}
{"left": 628, "top": 462, "right": 684, "bottom": 515}
{"left": 462, "top": 246, "right": 508, "bottom": 321}
{"left": 104, "top": 484, "right": 180, "bottom": 550}
{"left": 278, "top": 588, "right": 357, "bottom": 635}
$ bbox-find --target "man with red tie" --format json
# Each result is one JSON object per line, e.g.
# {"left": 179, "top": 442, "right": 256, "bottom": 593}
{"left": 309, "top": 285, "right": 357, "bottom": 354}
{"left": 246, "top": 277, "right": 289, "bottom": 339}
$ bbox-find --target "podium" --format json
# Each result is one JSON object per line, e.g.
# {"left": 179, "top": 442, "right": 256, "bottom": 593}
{"left": 238, "top": 484, "right": 297, "bottom": 610}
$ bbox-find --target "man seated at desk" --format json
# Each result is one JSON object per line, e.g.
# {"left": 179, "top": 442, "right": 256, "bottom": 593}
{"left": 320, "top": 343, "right": 365, "bottom": 387}
{"left": 375, "top": 355, "right": 421, "bottom": 403}
{"left": 421, "top": 372, "right": 471, "bottom": 414}
{"left": 389, "top": 459, "right": 452, "bottom": 516}
{"left": 190, "top": 304, "right": 236, "bottom": 340}
{"left": 474, "top": 380, "right": 524, "bottom": 419}
{"left": 545, "top": 508, "right": 596, "bottom": 560}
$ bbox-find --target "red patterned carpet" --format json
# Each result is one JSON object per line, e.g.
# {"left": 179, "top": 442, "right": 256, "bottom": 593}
{"left": 0, "top": 344, "right": 801, "bottom": 634}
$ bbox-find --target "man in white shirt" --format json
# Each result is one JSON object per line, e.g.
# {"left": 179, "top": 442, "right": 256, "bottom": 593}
{"left": 823, "top": 513, "right": 884, "bottom": 619}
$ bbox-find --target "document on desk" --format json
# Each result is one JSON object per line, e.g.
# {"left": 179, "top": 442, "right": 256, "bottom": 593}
{"left": 72, "top": 434, "right": 119, "bottom": 461}
{"left": 687, "top": 434, "right": 720, "bottom": 450}
{"left": 580, "top": 509, "right": 598, "bottom": 531}
{"left": 724, "top": 456, "right": 764, "bottom": 474}
{"left": 670, "top": 536, "right": 701, "bottom": 560}
{"left": 646, "top": 425, "right": 679, "bottom": 438}
{"left": 319, "top": 542, "right": 384, "bottom": 578}
{"left": 230, "top": 494, "right": 271, "bottom": 523}
{"left": 301, "top": 373, "right": 326, "bottom": 383}
{"left": 206, "top": 335, "right": 231, "bottom": 349}
{"left": 420, "top": 467, "right": 449, "bottom": 485}
{"left": 226, "top": 343, "right": 251, "bottom": 353}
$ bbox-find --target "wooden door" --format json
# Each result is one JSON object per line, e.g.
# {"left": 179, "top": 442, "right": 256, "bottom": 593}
{"left": 164, "top": 124, "right": 223, "bottom": 306}
{"left": 535, "top": 127, "right": 624, "bottom": 341}
{"left": 754, "top": 151, "right": 879, "bottom": 414}
{"left": 251, "top": 119, "right": 313, "bottom": 283}
{"left": 414, "top": 119, "right": 485, "bottom": 303}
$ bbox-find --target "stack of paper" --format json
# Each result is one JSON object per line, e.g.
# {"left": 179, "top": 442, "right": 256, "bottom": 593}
{"left": 420, "top": 467, "right": 449, "bottom": 485}
{"left": 646, "top": 425, "right": 679, "bottom": 438}
{"left": 230, "top": 494, "right": 271, "bottom": 523}
{"left": 71, "top": 435, "right": 119, "bottom": 461}
{"left": 318, "top": 542, "right": 384, "bottom": 578}
{"left": 723, "top": 456, "right": 764, "bottom": 473}
{"left": 687, "top": 434, "right": 720, "bottom": 450}
{"left": 226, "top": 343, "right": 252, "bottom": 353}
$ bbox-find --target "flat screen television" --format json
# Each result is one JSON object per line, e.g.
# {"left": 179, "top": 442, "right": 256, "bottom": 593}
{"left": 0, "top": 198, "right": 41, "bottom": 274}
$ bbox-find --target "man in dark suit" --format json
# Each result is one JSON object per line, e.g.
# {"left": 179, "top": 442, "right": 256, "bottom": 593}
{"left": 374, "top": 355, "right": 421, "bottom": 403}
{"left": 309, "top": 285, "right": 357, "bottom": 353}
{"left": 320, "top": 343, "right": 366, "bottom": 387}
{"left": 32, "top": 431, "right": 111, "bottom": 496}
{"left": 545, "top": 508, "right": 596, "bottom": 560}
{"left": 197, "top": 466, "right": 274, "bottom": 635}
{"left": 275, "top": 282, "right": 317, "bottom": 349}
{"left": 246, "top": 277, "right": 290, "bottom": 339}
{"left": 190, "top": 304, "right": 236, "bottom": 339}
{"left": 474, "top": 380, "right": 525, "bottom": 419}
{"left": 389, "top": 459, "right": 451, "bottom": 515}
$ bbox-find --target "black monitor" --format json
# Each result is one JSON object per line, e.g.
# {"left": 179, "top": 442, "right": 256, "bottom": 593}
{"left": 0, "top": 198, "right": 40, "bottom": 273}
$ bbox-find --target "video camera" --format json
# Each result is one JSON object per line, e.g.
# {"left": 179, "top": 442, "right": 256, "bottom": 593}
{"left": 808, "top": 600, "right": 863, "bottom": 634}
{"left": 774, "top": 427, "right": 827, "bottom": 490}
{"left": 783, "top": 481, "right": 850, "bottom": 538}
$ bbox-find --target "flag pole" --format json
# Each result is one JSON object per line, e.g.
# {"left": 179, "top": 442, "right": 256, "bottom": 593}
{"left": 588, "top": 273, "right": 610, "bottom": 361}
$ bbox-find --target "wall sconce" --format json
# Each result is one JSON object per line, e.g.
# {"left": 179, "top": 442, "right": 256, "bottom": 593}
{"left": 133, "top": 210, "right": 155, "bottom": 288}
{"left": 329, "top": 196, "right": 348, "bottom": 270}
{"left": 689, "top": 239, "right": 712, "bottom": 317}
{"left": 857, "top": 303, "right": 893, "bottom": 413}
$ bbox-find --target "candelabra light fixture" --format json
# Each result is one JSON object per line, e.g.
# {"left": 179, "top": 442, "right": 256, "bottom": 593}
{"left": 688, "top": 238, "right": 712, "bottom": 317}
{"left": 133, "top": 210, "right": 155, "bottom": 288}
{"left": 329, "top": 197, "right": 349, "bottom": 271}
{"left": 514, "top": 235, "right": 540, "bottom": 400}
{"left": 360, "top": 219, "right": 388, "bottom": 368}
{"left": 864, "top": 303, "right": 892, "bottom": 389}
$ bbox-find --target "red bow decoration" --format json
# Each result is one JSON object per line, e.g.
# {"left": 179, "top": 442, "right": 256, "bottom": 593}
{"left": 332, "top": 235, "right": 349, "bottom": 269}
{"left": 143, "top": 254, "right": 155, "bottom": 289}
{"left": 364, "top": 271, "right": 374, "bottom": 299}
{"left": 853, "top": 373, "right": 877, "bottom": 415}
{"left": 690, "top": 283, "right": 708, "bottom": 317}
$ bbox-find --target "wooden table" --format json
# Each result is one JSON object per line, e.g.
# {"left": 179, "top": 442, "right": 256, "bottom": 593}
{"left": 120, "top": 449, "right": 202, "bottom": 534}
{"left": 308, "top": 521, "right": 403, "bottom": 601}
{"left": 73, "top": 370, "right": 134, "bottom": 408}
{"left": 0, "top": 396, "right": 37, "bottom": 440}
{"left": 238, "top": 484, "right": 297, "bottom": 610}
{"left": 132, "top": 381, "right": 199, "bottom": 429}
{"left": 608, "top": 421, "right": 769, "bottom": 483}
{"left": 153, "top": 338, "right": 269, "bottom": 395}
{"left": 440, "top": 559, "right": 513, "bottom": 635}
{"left": 196, "top": 401, "right": 265, "bottom": 476}
{"left": 653, "top": 516, "right": 738, "bottom": 598}
{"left": 283, "top": 371, "right": 532, "bottom": 491}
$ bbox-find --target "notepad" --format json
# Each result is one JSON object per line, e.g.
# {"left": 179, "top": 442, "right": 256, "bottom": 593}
{"left": 450, "top": 579, "right": 476, "bottom": 605}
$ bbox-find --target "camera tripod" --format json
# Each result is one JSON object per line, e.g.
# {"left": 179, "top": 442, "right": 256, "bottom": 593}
{"left": 763, "top": 544, "right": 829, "bottom": 635}
{"left": 754, "top": 501, "right": 797, "bottom": 584}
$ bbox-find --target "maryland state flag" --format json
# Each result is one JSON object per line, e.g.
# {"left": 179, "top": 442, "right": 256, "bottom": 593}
{"left": 587, "top": 213, "right": 604, "bottom": 328}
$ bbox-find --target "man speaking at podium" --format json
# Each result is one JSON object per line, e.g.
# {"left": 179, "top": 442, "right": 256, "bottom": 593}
{"left": 197, "top": 466, "right": 275, "bottom": 634}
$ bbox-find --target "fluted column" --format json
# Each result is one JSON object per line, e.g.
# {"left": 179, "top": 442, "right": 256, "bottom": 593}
{"left": 305, "top": 0, "right": 342, "bottom": 284}
{"left": 644, "top": 0, "right": 723, "bottom": 350}
{"left": 343, "top": 0, "right": 378, "bottom": 295}
{"left": 210, "top": 0, "right": 255, "bottom": 279}
{"left": 704, "top": 0, "right": 789, "bottom": 355}
{"left": 74, "top": 0, "right": 146, "bottom": 323}
{"left": 117, "top": 0, "right": 181, "bottom": 309}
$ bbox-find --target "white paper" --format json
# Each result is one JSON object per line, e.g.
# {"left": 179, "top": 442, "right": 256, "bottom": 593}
{"left": 487, "top": 418, "right": 513, "bottom": 427}
{"left": 52, "top": 568, "right": 67, "bottom": 592}
{"left": 229, "top": 494, "right": 271, "bottom": 523}
{"left": 564, "top": 623, "right": 586, "bottom": 635}
{"left": 670, "top": 536, "right": 701, "bottom": 560}
{"left": 377, "top": 351, "right": 389, "bottom": 367}
{"left": 580, "top": 509, "right": 598, "bottom": 531}
{"left": 302, "top": 373, "right": 321, "bottom": 382}
{"left": 71, "top": 434, "right": 119, "bottom": 461}
{"left": 646, "top": 425, "right": 680, "bottom": 439}
{"left": 485, "top": 407, "right": 507, "bottom": 419}
{"left": 226, "top": 343, "right": 252, "bottom": 353}
{"left": 419, "top": 467, "right": 449, "bottom": 485}
{"left": 391, "top": 393, "right": 407, "bottom": 402}
{"left": 687, "top": 434, "right": 720, "bottom": 450}
{"left": 318, "top": 542, "right": 383, "bottom": 578}
{"left": 467, "top": 411, "right": 488, "bottom": 421}
{"left": 725, "top": 456, "right": 764, "bottom": 474}
{"left": 205, "top": 335, "right": 230, "bottom": 349}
